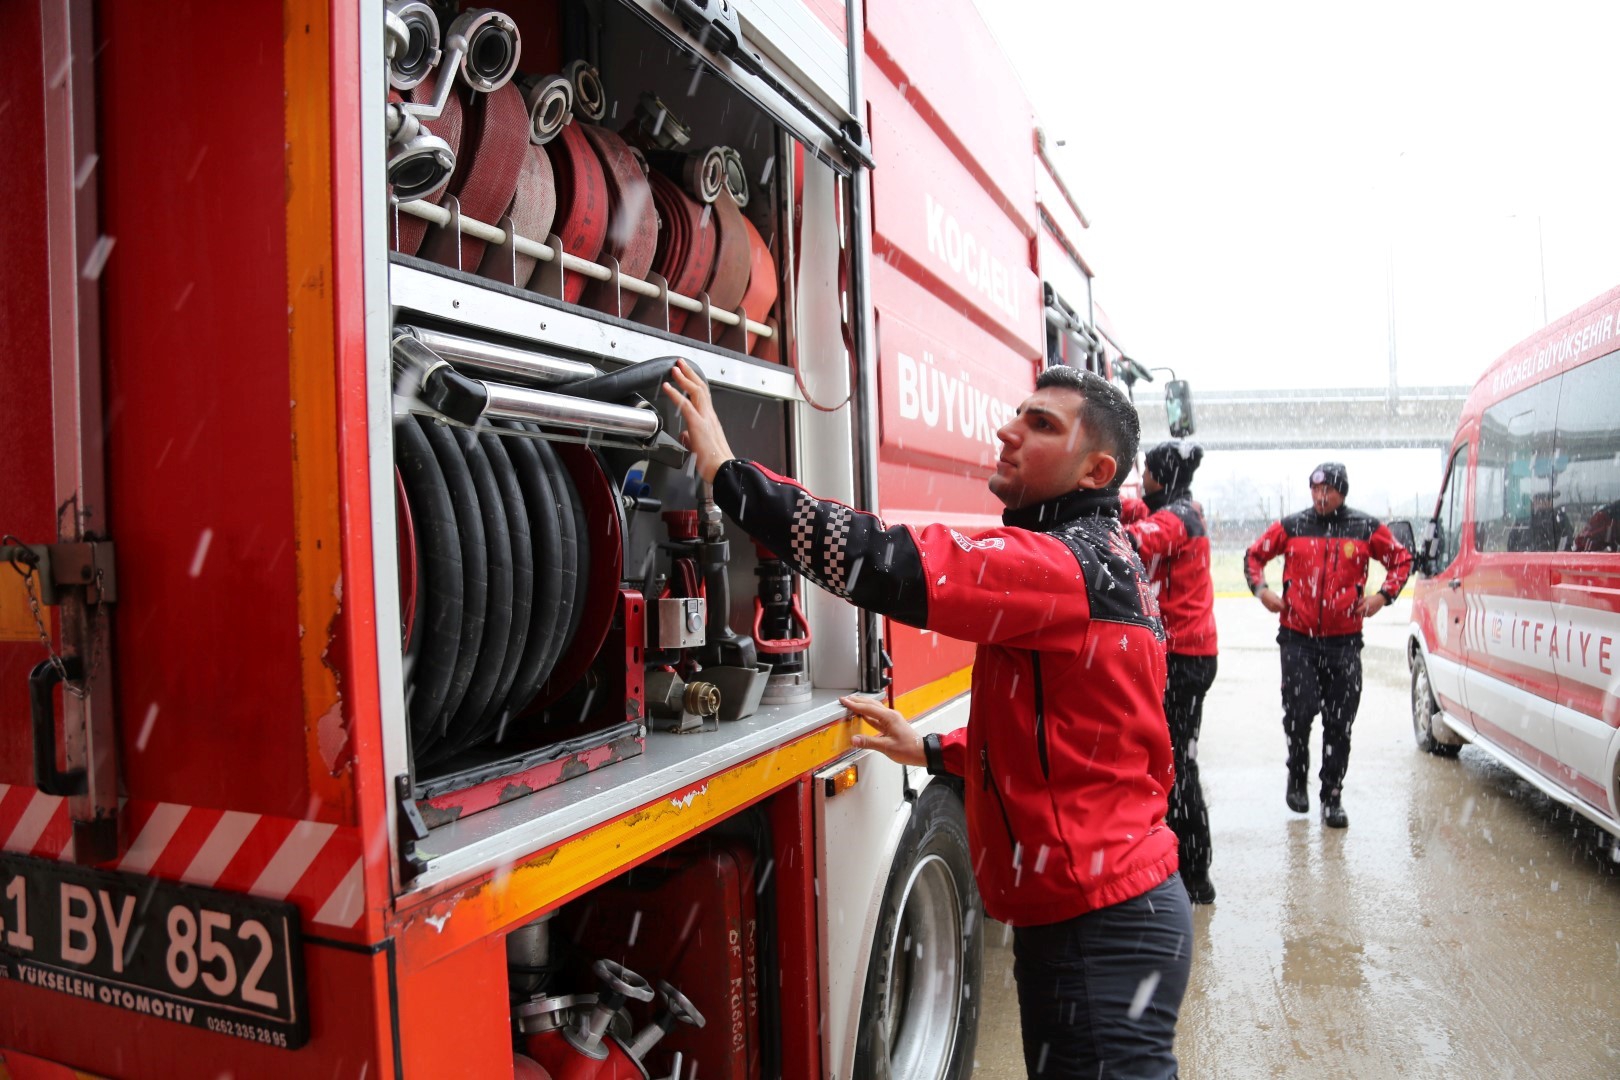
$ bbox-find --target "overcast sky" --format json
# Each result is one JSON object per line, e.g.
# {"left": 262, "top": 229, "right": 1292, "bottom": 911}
{"left": 969, "top": 1, "right": 1620, "bottom": 520}
{"left": 974, "top": 0, "right": 1620, "bottom": 394}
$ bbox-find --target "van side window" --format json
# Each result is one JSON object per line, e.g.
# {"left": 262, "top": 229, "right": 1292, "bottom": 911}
{"left": 1476, "top": 379, "right": 1559, "bottom": 552}
{"left": 1435, "top": 445, "right": 1467, "bottom": 570}
{"left": 1555, "top": 349, "right": 1620, "bottom": 554}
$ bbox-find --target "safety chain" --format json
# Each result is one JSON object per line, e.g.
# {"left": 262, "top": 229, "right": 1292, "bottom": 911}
{"left": 4, "top": 535, "right": 87, "bottom": 698}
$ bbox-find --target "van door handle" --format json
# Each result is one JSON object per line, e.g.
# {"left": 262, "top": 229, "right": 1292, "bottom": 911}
{"left": 1448, "top": 579, "right": 1462, "bottom": 590}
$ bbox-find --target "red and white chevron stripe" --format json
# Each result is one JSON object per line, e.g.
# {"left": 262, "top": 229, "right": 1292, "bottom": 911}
{"left": 0, "top": 784, "right": 366, "bottom": 931}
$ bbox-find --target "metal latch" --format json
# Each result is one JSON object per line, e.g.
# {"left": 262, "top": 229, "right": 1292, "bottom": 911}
{"left": 666, "top": 0, "right": 743, "bottom": 57}
{"left": 395, "top": 773, "right": 431, "bottom": 882}
{"left": 2, "top": 540, "right": 118, "bottom": 606}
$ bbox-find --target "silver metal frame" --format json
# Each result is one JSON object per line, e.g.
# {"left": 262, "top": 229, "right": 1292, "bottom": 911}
{"left": 361, "top": 1, "right": 414, "bottom": 895}
{"left": 41, "top": 0, "right": 119, "bottom": 864}
{"left": 390, "top": 264, "right": 801, "bottom": 401}
{"left": 372, "top": 0, "right": 876, "bottom": 899}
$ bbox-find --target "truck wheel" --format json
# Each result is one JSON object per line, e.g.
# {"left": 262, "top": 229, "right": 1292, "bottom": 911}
{"left": 1412, "top": 654, "right": 1461, "bottom": 757}
{"left": 854, "top": 781, "right": 981, "bottom": 1080}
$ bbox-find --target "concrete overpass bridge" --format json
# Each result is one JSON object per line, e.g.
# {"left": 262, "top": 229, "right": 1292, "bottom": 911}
{"left": 1136, "top": 385, "right": 1471, "bottom": 451}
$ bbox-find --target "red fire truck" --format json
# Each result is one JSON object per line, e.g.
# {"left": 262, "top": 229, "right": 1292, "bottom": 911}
{"left": 1, "top": 2, "right": 1137, "bottom": 1077}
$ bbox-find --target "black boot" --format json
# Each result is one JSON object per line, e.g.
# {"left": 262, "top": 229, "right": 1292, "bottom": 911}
{"left": 1322, "top": 800, "right": 1349, "bottom": 829}
{"left": 1286, "top": 775, "right": 1308, "bottom": 814}
{"left": 1183, "top": 875, "right": 1216, "bottom": 904}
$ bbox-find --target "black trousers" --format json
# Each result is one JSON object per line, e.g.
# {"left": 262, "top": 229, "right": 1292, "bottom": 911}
{"left": 1164, "top": 653, "right": 1217, "bottom": 884}
{"left": 1278, "top": 632, "right": 1363, "bottom": 802}
{"left": 1013, "top": 876, "right": 1193, "bottom": 1078}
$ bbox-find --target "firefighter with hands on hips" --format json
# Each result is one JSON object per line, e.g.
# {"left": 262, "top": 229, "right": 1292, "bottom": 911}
{"left": 1120, "top": 440, "right": 1218, "bottom": 904}
{"left": 1244, "top": 463, "right": 1412, "bottom": 829}
{"left": 663, "top": 360, "right": 1190, "bottom": 1080}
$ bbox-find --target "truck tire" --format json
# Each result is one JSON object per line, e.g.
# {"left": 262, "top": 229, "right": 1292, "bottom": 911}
{"left": 854, "top": 780, "right": 981, "bottom": 1080}
{"left": 1411, "top": 653, "right": 1461, "bottom": 757}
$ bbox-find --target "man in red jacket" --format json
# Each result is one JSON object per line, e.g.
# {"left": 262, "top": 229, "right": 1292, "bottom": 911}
{"left": 1123, "top": 441, "right": 1218, "bottom": 903}
{"left": 1245, "top": 463, "right": 1412, "bottom": 828}
{"left": 664, "top": 361, "right": 1190, "bottom": 1079}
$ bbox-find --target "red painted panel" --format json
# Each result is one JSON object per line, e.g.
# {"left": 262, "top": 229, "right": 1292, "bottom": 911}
{"left": 864, "top": 0, "right": 1036, "bottom": 239}
{"left": 886, "top": 618, "right": 974, "bottom": 701}
{"left": 768, "top": 782, "right": 821, "bottom": 1080}
{"left": 0, "top": 2, "right": 57, "bottom": 788}
{"left": 874, "top": 306, "right": 1034, "bottom": 488}
{"left": 865, "top": 73, "right": 1043, "bottom": 358}
{"left": 97, "top": 3, "right": 310, "bottom": 818}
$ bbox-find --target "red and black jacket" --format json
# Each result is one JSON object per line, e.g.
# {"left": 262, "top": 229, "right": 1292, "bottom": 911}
{"left": 714, "top": 459, "right": 1177, "bottom": 927}
{"left": 1244, "top": 505, "right": 1413, "bottom": 639}
{"left": 1121, "top": 489, "right": 1218, "bottom": 657}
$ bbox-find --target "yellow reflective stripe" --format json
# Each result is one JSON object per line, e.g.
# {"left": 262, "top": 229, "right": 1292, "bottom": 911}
{"left": 894, "top": 665, "right": 972, "bottom": 720}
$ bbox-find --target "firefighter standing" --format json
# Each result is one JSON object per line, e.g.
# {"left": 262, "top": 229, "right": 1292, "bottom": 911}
{"left": 1123, "top": 441, "right": 1218, "bottom": 903}
{"left": 1244, "top": 463, "right": 1412, "bottom": 828}
{"left": 664, "top": 361, "right": 1190, "bottom": 1079}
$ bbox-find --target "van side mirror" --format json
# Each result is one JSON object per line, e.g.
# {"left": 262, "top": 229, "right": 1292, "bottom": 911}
{"left": 1410, "top": 518, "right": 1438, "bottom": 577}
{"left": 1388, "top": 519, "right": 1416, "bottom": 558}
{"left": 1165, "top": 380, "right": 1194, "bottom": 437}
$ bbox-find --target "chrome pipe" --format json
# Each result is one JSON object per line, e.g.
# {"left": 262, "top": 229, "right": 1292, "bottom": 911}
{"left": 483, "top": 384, "right": 661, "bottom": 439}
{"left": 408, "top": 327, "right": 599, "bottom": 386}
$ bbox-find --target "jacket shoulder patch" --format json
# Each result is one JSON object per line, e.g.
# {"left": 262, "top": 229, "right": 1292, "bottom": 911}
{"left": 950, "top": 529, "right": 1006, "bottom": 552}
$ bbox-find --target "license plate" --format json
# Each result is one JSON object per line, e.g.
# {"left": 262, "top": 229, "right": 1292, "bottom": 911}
{"left": 0, "top": 851, "right": 308, "bottom": 1049}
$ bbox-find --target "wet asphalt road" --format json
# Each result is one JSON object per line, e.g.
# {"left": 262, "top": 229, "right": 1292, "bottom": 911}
{"left": 969, "top": 596, "right": 1620, "bottom": 1079}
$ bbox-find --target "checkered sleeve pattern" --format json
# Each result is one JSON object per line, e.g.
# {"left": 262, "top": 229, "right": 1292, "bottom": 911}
{"left": 713, "top": 460, "right": 929, "bottom": 626}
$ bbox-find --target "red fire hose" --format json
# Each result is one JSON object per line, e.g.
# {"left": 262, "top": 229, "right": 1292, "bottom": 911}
{"left": 445, "top": 80, "right": 529, "bottom": 269}
{"left": 740, "top": 215, "right": 778, "bottom": 354}
{"left": 547, "top": 122, "right": 610, "bottom": 303}
{"left": 393, "top": 73, "right": 465, "bottom": 257}
{"left": 578, "top": 124, "right": 658, "bottom": 315}
{"left": 492, "top": 143, "right": 558, "bottom": 288}
{"left": 642, "top": 171, "right": 716, "bottom": 333}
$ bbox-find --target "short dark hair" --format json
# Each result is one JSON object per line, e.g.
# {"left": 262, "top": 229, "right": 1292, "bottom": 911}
{"left": 1034, "top": 365, "right": 1140, "bottom": 490}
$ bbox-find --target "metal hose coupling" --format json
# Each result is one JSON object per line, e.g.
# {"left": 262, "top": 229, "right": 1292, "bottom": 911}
{"left": 521, "top": 72, "right": 574, "bottom": 145}
{"left": 563, "top": 59, "right": 607, "bottom": 122}
{"left": 449, "top": 8, "right": 522, "bottom": 93}
{"left": 384, "top": 1, "right": 441, "bottom": 91}
{"left": 681, "top": 146, "right": 727, "bottom": 204}
{"left": 385, "top": 8, "right": 520, "bottom": 202}
{"left": 720, "top": 147, "right": 748, "bottom": 207}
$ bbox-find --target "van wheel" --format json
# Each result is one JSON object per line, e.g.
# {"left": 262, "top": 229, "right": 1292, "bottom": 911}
{"left": 854, "top": 780, "right": 981, "bottom": 1080}
{"left": 1412, "top": 655, "right": 1461, "bottom": 757}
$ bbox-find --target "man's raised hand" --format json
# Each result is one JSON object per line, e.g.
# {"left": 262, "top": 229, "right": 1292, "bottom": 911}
{"left": 660, "top": 358, "right": 736, "bottom": 483}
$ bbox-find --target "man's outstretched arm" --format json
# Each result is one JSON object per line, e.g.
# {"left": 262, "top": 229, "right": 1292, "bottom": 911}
{"left": 663, "top": 360, "right": 929, "bottom": 626}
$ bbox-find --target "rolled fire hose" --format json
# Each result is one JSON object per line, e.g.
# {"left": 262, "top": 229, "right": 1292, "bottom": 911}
{"left": 394, "top": 417, "right": 462, "bottom": 754}
{"left": 394, "top": 74, "right": 465, "bottom": 256}
{"left": 444, "top": 80, "right": 530, "bottom": 269}
{"left": 470, "top": 431, "right": 534, "bottom": 741}
{"left": 700, "top": 188, "right": 751, "bottom": 330}
{"left": 420, "top": 417, "right": 488, "bottom": 742}
{"left": 641, "top": 171, "right": 715, "bottom": 333}
{"left": 442, "top": 428, "right": 514, "bottom": 751}
{"left": 579, "top": 124, "right": 659, "bottom": 315}
{"left": 486, "top": 142, "right": 558, "bottom": 288}
{"left": 740, "top": 215, "right": 778, "bottom": 355}
{"left": 494, "top": 423, "right": 571, "bottom": 724}
{"left": 547, "top": 122, "right": 610, "bottom": 303}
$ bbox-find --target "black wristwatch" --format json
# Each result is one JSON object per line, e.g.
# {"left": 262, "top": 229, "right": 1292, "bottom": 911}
{"left": 922, "top": 733, "right": 946, "bottom": 776}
